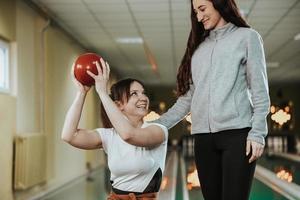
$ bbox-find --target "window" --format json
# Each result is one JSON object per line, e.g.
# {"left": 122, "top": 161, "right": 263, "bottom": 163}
{"left": 0, "top": 39, "right": 9, "bottom": 92}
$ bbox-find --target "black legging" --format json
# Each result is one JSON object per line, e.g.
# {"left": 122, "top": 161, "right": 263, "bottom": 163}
{"left": 194, "top": 128, "right": 256, "bottom": 200}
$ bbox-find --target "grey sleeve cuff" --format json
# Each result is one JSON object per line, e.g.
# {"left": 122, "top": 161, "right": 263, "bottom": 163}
{"left": 152, "top": 85, "right": 194, "bottom": 129}
{"left": 247, "top": 132, "right": 265, "bottom": 146}
{"left": 152, "top": 103, "right": 189, "bottom": 129}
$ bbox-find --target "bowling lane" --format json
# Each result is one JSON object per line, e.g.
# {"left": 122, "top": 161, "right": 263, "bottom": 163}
{"left": 258, "top": 154, "right": 300, "bottom": 185}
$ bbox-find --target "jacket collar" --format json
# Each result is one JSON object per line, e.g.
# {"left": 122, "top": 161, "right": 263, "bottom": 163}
{"left": 207, "top": 22, "right": 237, "bottom": 40}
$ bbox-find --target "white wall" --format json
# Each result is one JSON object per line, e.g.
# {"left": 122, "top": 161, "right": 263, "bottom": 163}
{"left": 0, "top": 0, "right": 16, "bottom": 199}
{"left": 0, "top": 95, "right": 15, "bottom": 200}
{"left": 16, "top": 0, "right": 40, "bottom": 133}
{"left": 1, "top": 0, "right": 106, "bottom": 198}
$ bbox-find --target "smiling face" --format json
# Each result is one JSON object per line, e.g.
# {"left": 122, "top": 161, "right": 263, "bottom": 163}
{"left": 119, "top": 81, "right": 149, "bottom": 119}
{"left": 192, "top": 0, "right": 226, "bottom": 30}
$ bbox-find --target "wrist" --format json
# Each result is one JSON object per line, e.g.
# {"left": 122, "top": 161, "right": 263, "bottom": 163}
{"left": 77, "top": 91, "right": 87, "bottom": 97}
{"left": 98, "top": 90, "right": 108, "bottom": 98}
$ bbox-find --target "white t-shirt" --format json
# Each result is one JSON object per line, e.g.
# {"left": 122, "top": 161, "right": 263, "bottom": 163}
{"left": 97, "top": 122, "right": 168, "bottom": 192}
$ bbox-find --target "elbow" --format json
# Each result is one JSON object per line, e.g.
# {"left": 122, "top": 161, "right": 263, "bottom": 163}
{"left": 121, "top": 132, "right": 132, "bottom": 142}
{"left": 61, "top": 134, "right": 72, "bottom": 143}
{"left": 117, "top": 126, "right": 136, "bottom": 142}
{"left": 120, "top": 129, "right": 134, "bottom": 142}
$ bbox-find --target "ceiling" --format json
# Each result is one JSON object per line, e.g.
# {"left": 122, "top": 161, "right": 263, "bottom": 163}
{"left": 30, "top": 0, "right": 300, "bottom": 86}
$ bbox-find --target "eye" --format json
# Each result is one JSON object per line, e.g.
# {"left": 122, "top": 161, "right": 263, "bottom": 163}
{"left": 130, "top": 91, "right": 137, "bottom": 96}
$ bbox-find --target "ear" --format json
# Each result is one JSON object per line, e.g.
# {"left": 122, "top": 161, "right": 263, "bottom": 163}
{"left": 115, "top": 100, "right": 125, "bottom": 110}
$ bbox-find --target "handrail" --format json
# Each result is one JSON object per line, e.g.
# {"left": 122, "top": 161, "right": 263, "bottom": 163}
{"left": 180, "top": 155, "right": 190, "bottom": 200}
{"left": 269, "top": 152, "right": 300, "bottom": 163}
{"left": 255, "top": 165, "right": 300, "bottom": 200}
{"left": 158, "top": 151, "right": 178, "bottom": 200}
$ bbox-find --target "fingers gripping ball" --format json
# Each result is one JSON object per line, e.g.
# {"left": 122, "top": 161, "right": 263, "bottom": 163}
{"left": 74, "top": 53, "right": 103, "bottom": 86}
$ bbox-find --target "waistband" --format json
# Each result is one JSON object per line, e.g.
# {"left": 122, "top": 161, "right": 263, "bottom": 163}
{"left": 107, "top": 192, "right": 157, "bottom": 200}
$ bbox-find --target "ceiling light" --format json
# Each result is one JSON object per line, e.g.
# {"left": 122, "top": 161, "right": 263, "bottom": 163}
{"left": 267, "top": 62, "right": 280, "bottom": 68}
{"left": 294, "top": 33, "right": 300, "bottom": 41}
{"left": 116, "top": 37, "right": 143, "bottom": 44}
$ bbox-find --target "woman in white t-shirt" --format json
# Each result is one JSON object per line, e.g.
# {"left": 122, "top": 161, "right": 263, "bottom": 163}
{"left": 62, "top": 59, "right": 168, "bottom": 200}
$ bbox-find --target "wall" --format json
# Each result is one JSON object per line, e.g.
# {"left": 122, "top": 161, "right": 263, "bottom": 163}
{"left": 0, "top": 0, "right": 16, "bottom": 41}
{"left": 0, "top": 95, "right": 15, "bottom": 200}
{"left": 16, "top": 0, "right": 40, "bottom": 133}
{"left": 0, "top": 0, "right": 16, "bottom": 200}
{"left": 1, "top": 0, "right": 106, "bottom": 199}
{"left": 44, "top": 23, "right": 105, "bottom": 185}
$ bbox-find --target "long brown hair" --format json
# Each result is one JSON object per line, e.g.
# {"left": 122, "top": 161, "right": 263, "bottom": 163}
{"left": 176, "top": 0, "right": 250, "bottom": 96}
{"left": 101, "top": 78, "right": 146, "bottom": 128}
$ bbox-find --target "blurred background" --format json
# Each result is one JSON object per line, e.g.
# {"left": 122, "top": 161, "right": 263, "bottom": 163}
{"left": 0, "top": 0, "right": 300, "bottom": 199}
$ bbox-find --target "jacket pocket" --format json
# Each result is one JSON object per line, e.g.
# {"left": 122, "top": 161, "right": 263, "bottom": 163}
{"left": 212, "top": 96, "right": 239, "bottom": 123}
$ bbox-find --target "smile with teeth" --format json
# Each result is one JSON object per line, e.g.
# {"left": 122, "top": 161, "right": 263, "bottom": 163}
{"left": 136, "top": 104, "right": 147, "bottom": 109}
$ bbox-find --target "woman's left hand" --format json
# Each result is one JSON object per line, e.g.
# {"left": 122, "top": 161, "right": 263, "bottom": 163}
{"left": 86, "top": 58, "right": 110, "bottom": 95}
{"left": 246, "top": 140, "right": 264, "bottom": 163}
{"left": 71, "top": 63, "right": 91, "bottom": 94}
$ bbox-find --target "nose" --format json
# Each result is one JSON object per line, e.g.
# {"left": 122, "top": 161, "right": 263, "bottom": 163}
{"left": 196, "top": 12, "right": 203, "bottom": 22}
{"left": 139, "top": 93, "right": 148, "bottom": 101}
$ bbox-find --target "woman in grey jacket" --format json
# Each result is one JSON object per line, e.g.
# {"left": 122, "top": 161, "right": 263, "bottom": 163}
{"left": 155, "top": 0, "right": 270, "bottom": 199}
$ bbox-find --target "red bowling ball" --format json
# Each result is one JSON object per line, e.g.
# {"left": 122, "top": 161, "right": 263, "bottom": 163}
{"left": 73, "top": 53, "right": 102, "bottom": 86}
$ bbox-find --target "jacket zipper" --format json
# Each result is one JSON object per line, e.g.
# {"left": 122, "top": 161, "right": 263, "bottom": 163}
{"left": 208, "top": 39, "right": 217, "bottom": 133}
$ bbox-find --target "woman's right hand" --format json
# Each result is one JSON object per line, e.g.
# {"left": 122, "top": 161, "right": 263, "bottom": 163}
{"left": 86, "top": 58, "right": 110, "bottom": 96}
{"left": 71, "top": 63, "right": 91, "bottom": 94}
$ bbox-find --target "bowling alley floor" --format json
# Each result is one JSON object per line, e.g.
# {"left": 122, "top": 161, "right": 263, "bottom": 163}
{"left": 20, "top": 152, "right": 299, "bottom": 200}
{"left": 36, "top": 169, "right": 108, "bottom": 200}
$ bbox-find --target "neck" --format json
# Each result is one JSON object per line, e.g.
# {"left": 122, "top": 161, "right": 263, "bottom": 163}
{"left": 214, "top": 18, "right": 228, "bottom": 30}
{"left": 124, "top": 114, "right": 144, "bottom": 128}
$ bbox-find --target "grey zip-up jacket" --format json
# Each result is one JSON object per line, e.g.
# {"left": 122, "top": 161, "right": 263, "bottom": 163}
{"left": 155, "top": 23, "right": 270, "bottom": 145}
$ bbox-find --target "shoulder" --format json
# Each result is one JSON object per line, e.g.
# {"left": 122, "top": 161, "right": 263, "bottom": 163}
{"left": 143, "top": 121, "right": 168, "bottom": 138}
{"left": 143, "top": 121, "right": 167, "bottom": 129}
{"left": 95, "top": 128, "right": 115, "bottom": 135}
{"left": 95, "top": 128, "right": 116, "bottom": 140}
{"left": 95, "top": 128, "right": 116, "bottom": 153}
{"left": 233, "top": 27, "right": 264, "bottom": 49}
{"left": 235, "top": 27, "right": 263, "bottom": 41}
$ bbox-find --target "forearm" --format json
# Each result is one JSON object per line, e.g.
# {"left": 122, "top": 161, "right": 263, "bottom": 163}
{"left": 154, "top": 101, "right": 189, "bottom": 129}
{"left": 153, "top": 86, "right": 193, "bottom": 129}
{"left": 61, "top": 91, "right": 87, "bottom": 142}
{"left": 248, "top": 92, "right": 270, "bottom": 145}
{"left": 246, "top": 30, "right": 270, "bottom": 145}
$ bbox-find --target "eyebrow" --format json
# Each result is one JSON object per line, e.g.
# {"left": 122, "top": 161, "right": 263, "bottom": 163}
{"left": 194, "top": 5, "right": 205, "bottom": 12}
{"left": 130, "top": 89, "right": 145, "bottom": 93}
